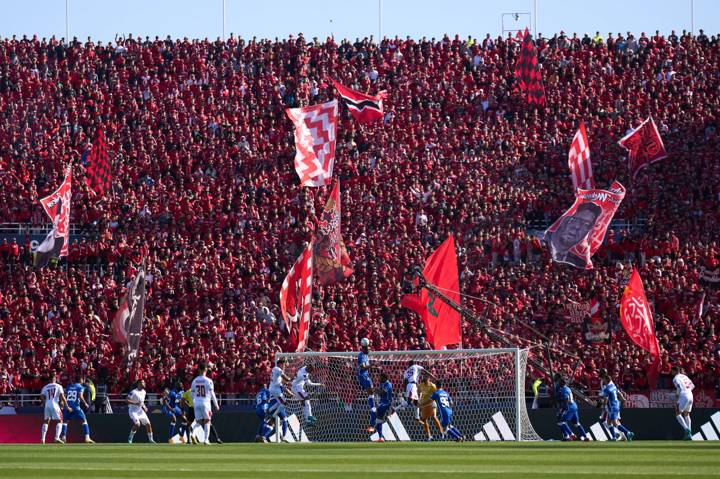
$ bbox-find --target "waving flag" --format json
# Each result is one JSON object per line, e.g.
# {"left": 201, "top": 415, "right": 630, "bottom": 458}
{"left": 286, "top": 100, "right": 338, "bottom": 187}
{"left": 401, "top": 235, "right": 462, "bottom": 350}
{"left": 35, "top": 168, "right": 72, "bottom": 267}
{"left": 514, "top": 29, "right": 545, "bottom": 105}
{"left": 313, "top": 181, "right": 353, "bottom": 284}
{"left": 568, "top": 122, "right": 594, "bottom": 190}
{"left": 545, "top": 181, "right": 626, "bottom": 269}
{"left": 112, "top": 263, "right": 147, "bottom": 362}
{"left": 332, "top": 80, "right": 387, "bottom": 124}
{"left": 280, "top": 243, "right": 314, "bottom": 352}
{"left": 620, "top": 268, "right": 661, "bottom": 388}
{"left": 85, "top": 129, "right": 112, "bottom": 197}
{"left": 618, "top": 116, "right": 667, "bottom": 179}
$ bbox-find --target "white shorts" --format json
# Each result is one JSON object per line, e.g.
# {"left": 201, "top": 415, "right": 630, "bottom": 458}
{"left": 405, "top": 383, "right": 419, "bottom": 401}
{"left": 269, "top": 386, "right": 285, "bottom": 402}
{"left": 44, "top": 404, "right": 62, "bottom": 421}
{"left": 129, "top": 409, "right": 150, "bottom": 426}
{"left": 194, "top": 403, "right": 212, "bottom": 421}
{"left": 291, "top": 384, "right": 308, "bottom": 400}
{"left": 678, "top": 394, "right": 693, "bottom": 413}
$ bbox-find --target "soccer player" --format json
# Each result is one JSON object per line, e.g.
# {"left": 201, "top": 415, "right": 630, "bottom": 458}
{"left": 254, "top": 386, "right": 273, "bottom": 442}
{"left": 40, "top": 372, "right": 67, "bottom": 444}
{"left": 191, "top": 362, "right": 220, "bottom": 445}
{"left": 266, "top": 392, "right": 290, "bottom": 442}
{"left": 553, "top": 373, "right": 589, "bottom": 441}
{"left": 400, "top": 360, "right": 434, "bottom": 422}
{"left": 671, "top": 366, "right": 695, "bottom": 440}
{"left": 269, "top": 357, "right": 292, "bottom": 403}
{"left": 430, "top": 381, "right": 464, "bottom": 442}
{"left": 61, "top": 374, "right": 94, "bottom": 443}
{"left": 180, "top": 386, "right": 196, "bottom": 444}
{"left": 357, "top": 338, "right": 376, "bottom": 433}
{"left": 373, "top": 372, "right": 393, "bottom": 442}
{"left": 127, "top": 379, "right": 156, "bottom": 444}
{"left": 418, "top": 372, "right": 444, "bottom": 441}
{"left": 291, "top": 364, "right": 323, "bottom": 426}
{"left": 162, "top": 381, "right": 187, "bottom": 443}
{"left": 598, "top": 369, "right": 634, "bottom": 441}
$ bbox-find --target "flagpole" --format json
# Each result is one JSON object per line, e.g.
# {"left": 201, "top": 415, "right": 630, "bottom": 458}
{"left": 65, "top": 0, "right": 70, "bottom": 43}
{"left": 690, "top": 0, "right": 694, "bottom": 35}
{"left": 533, "top": 0, "right": 537, "bottom": 37}
{"left": 378, "top": 0, "right": 382, "bottom": 43}
{"left": 222, "top": 0, "right": 226, "bottom": 40}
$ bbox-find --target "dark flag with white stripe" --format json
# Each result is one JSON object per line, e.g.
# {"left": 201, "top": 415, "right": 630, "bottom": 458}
{"left": 332, "top": 80, "right": 387, "bottom": 124}
{"left": 112, "top": 264, "right": 147, "bottom": 362}
{"left": 35, "top": 167, "right": 72, "bottom": 268}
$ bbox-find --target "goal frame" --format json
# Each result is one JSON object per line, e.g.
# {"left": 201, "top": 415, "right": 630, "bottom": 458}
{"left": 276, "top": 347, "right": 527, "bottom": 441}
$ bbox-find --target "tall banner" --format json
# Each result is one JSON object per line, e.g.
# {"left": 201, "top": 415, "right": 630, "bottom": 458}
{"left": 85, "top": 129, "right": 112, "bottom": 197}
{"left": 620, "top": 268, "right": 661, "bottom": 388}
{"left": 568, "top": 122, "right": 594, "bottom": 191}
{"left": 313, "top": 181, "right": 353, "bottom": 285}
{"left": 286, "top": 100, "right": 338, "bottom": 187}
{"left": 112, "top": 264, "right": 147, "bottom": 362}
{"left": 513, "top": 28, "right": 545, "bottom": 105}
{"left": 280, "top": 242, "right": 314, "bottom": 352}
{"left": 583, "top": 298, "right": 610, "bottom": 344}
{"left": 332, "top": 80, "right": 387, "bottom": 124}
{"left": 545, "top": 181, "right": 626, "bottom": 269}
{"left": 401, "top": 235, "right": 462, "bottom": 350}
{"left": 35, "top": 168, "right": 72, "bottom": 267}
{"left": 699, "top": 265, "right": 720, "bottom": 289}
{"left": 618, "top": 116, "right": 667, "bottom": 179}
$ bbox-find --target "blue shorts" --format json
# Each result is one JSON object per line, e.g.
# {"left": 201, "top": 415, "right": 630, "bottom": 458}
{"left": 63, "top": 407, "right": 86, "bottom": 422}
{"left": 439, "top": 409, "right": 453, "bottom": 428}
{"left": 376, "top": 403, "right": 392, "bottom": 421}
{"left": 162, "top": 406, "right": 183, "bottom": 418}
{"left": 357, "top": 374, "right": 373, "bottom": 390}
{"left": 256, "top": 404, "right": 268, "bottom": 420}
{"left": 607, "top": 406, "right": 621, "bottom": 421}
{"left": 561, "top": 405, "right": 580, "bottom": 425}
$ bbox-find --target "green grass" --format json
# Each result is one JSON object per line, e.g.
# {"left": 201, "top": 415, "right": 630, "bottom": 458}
{"left": 0, "top": 442, "right": 718, "bottom": 479}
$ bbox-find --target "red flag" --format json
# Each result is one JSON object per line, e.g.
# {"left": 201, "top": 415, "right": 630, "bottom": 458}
{"left": 620, "top": 268, "right": 661, "bottom": 388}
{"left": 280, "top": 242, "right": 314, "bottom": 352}
{"left": 514, "top": 30, "right": 545, "bottom": 105}
{"left": 568, "top": 122, "right": 594, "bottom": 191}
{"left": 313, "top": 181, "right": 353, "bottom": 285}
{"left": 85, "top": 129, "right": 112, "bottom": 197}
{"left": 401, "top": 235, "right": 462, "bottom": 349}
{"left": 333, "top": 80, "right": 387, "bottom": 124}
{"left": 618, "top": 116, "right": 667, "bottom": 179}
{"left": 285, "top": 100, "right": 338, "bottom": 187}
{"left": 39, "top": 167, "right": 72, "bottom": 258}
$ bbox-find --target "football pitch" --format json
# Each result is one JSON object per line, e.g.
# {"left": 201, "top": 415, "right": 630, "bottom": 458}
{"left": 0, "top": 442, "right": 718, "bottom": 479}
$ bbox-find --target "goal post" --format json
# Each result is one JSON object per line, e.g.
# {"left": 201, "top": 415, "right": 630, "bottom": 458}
{"left": 273, "top": 348, "right": 541, "bottom": 442}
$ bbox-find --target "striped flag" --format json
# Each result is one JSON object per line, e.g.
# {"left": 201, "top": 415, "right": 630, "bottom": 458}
{"left": 332, "top": 80, "right": 387, "bottom": 124}
{"left": 568, "top": 122, "right": 595, "bottom": 191}
{"left": 286, "top": 101, "right": 338, "bottom": 187}
{"left": 514, "top": 29, "right": 545, "bottom": 105}
{"left": 280, "top": 242, "right": 314, "bottom": 352}
{"left": 85, "top": 129, "right": 112, "bottom": 197}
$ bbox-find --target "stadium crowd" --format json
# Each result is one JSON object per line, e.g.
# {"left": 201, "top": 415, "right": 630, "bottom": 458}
{"left": 0, "top": 28, "right": 718, "bottom": 401}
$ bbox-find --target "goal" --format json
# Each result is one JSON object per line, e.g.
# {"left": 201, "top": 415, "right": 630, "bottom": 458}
{"left": 273, "top": 348, "right": 541, "bottom": 442}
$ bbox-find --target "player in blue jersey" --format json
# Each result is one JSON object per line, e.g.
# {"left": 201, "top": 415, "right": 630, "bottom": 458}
{"left": 553, "top": 373, "right": 589, "bottom": 441}
{"left": 254, "top": 387, "right": 273, "bottom": 442}
{"left": 373, "top": 372, "right": 393, "bottom": 442}
{"left": 61, "top": 374, "right": 94, "bottom": 443}
{"left": 357, "top": 338, "right": 376, "bottom": 433}
{"left": 266, "top": 394, "right": 290, "bottom": 442}
{"left": 162, "top": 381, "right": 187, "bottom": 443}
{"left": 430, "top": 381, "right": 465, "bottom": 442}
{"left": 599, "top": 369, "right": 634, "bottom": 441}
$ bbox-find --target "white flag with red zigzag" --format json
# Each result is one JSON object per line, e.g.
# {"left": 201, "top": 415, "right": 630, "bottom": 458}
{"left": 286, "top": 100, "right": 338, "bottom": 187}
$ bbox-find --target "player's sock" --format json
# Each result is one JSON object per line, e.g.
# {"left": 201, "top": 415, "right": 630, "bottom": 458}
{"left": 368, "top": 396, "right": 376, "bottom": 425}
{"left": 82, "top": 422, "right": 90, "bottom": 439}
{"left": 676, "top": 415, "right": 689, "bottom": 432}
{"left": 617, "top": 424, "right": 632, "bottom": 435}
{"left": 375, "top": 421, "right": 383, "bottom": 438}
{"left": 41, "top": 423, "right": 48, "bottom": 443}
{"left": 128, "top": 430, "right": 136, "bottom": 443}
{"left": 447, "top": 427, "right": 462, "bottom": 440}
{"left": 303, "top": 400, "right": 313, "bottom": 419}
{"left": 55, "top": 422, "right": 63, "bottom": 440}
{"left": 169, "top": 422, "right": 176, "bottom": 438}
{"left": 148, "top": 432, "right": 154, "bottom": 442}
{"left": 607, "top": 425, "right": 618, "bottom": 440}
{"left": 281, "top": 420, "right": 288, "bottom": 438}
{"left": 262, "top": 423, "right": 273, "bottom": 439}
{"left": 684, "top": 416, "right": 692, "bottom": 431}
{"left": 574, "top": 424, "right": 588, "bottom": 439}
{"left": 177, "top": 423, "right": 185, "bottom": 437}
{"left": 202, "top": 424, "right": 210, "bottom": 442}
{"left": 559, "top": 423, "right": 572, "bottom": 437}
{"left": 61, "top": 423, "right": 68, "bottom": 439}
{"left": 414, "top": 407, "right": 420, "bottom": 420}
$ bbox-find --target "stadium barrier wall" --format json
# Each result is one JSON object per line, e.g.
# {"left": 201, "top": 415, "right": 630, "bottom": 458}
{"left": 2, "top": 408, "right": 719, "bottom": 442}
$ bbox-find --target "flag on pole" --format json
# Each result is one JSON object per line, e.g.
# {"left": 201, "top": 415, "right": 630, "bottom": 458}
{"left": 112, "top": 262, "right": 147, "bottom": 362}
{"left": 618, "top": 116, "right": 667, "bottom": 179}
{"left": 332, "top": 80, "right": 387, "bottom": 124}
{"left": 35, "top": 167, "right": 72, "bottom": 267}
{"left": 401, "top": 235, "right": 462, "bottom": 350}
{"left": 85, "top": 129, "right": 112, "bottom": 197}
{"left": 313, "top": 180, "right": 353, "bottom": 284}
{"left": 620, "top": 268, "right": 661, "bottom": 388}
{"left": 280, "top": 242, "right": 314, "bottom": 352}
{"left": 286, "top": 100, "right": 338, "bottom": 187}
{"left": 514, "top": 28, "right": 545, "bottom": 105}
{"left": 568, "top": 122, "right": 595, "bottom": 190}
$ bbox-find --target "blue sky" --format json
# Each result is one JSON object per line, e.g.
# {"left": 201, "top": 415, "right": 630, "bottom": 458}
{"left": 0, "top": 1, "right": 717, "bottom": 42}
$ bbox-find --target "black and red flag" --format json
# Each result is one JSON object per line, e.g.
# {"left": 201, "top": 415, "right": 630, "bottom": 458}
{"left": 514, "top": 28, "right": 545, "bottom": 105}
{"left": 35, "top": 167, "right": 72, "bottom": 268}
{"left": 332, "top": 80, "right": 387, "bottom": 124}
{"left": 112, "top": 261, "right": 147, "bottom": 362}
{"left": 313, "top": 180, "right": 353, "bottom": 284}
{"left": 85, "top": 129, "right": 112, "bottom": 197}
{"left": 618, "top": 116, "right": 667, "bottom": 179}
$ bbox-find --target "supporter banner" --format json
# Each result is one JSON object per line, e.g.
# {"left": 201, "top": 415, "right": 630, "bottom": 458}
{"left": 562, "top": 298, "right": 594, "bottom": 324}
{"left": 618, "top": 116, "right": 667, "bottom": 179}
{"left": 280, "top": 242, "right": 314, "bottom": 352}
{"left": 313, "top": 181, "right": 353, "bottom": 285}
{"left": 568, "top": 122, "right": 594, "bottom": 191}
{"left": 112, "top": 265, "right": 147, "bottom": 362}
{"left": 286, "top": 100, "right": 338, "bottom": 187}
{"left": 333, "top": 80, "right": 387, "bottom": 124}
{"left": 86, "top": 129, "right": 111, "bottom": 197}
{"left": 699, "top": 266, "right": 720, "bottom": 288}
{"left": 583, "top": 314, "right": 610, "bottom": 344}
{"left": 514, "top": 28, "right": 545, "bottom": 105}
{"left": 401, "top": 235, "right": 462, "bottom": 350}
{"left": 38, "top": 167, "right": 72, "bottom": 258}
{"left": 545, "top": 181, "right": 626, "bottom": 269}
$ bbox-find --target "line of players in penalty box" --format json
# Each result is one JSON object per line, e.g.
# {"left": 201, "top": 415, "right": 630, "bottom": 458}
{"left": 38, "top": 342, "right": 697, "bottom": 443}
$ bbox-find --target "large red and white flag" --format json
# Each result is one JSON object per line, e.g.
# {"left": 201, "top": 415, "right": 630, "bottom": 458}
{"left": 620, "top": 268, "right": 661, "bottom": 387}
{"left": 286, "top": 100, "right": 338, "bottom": 187}
{"left": 280, "top": 242, "right": 314, "bottom": 352}
{"left": 332, "top": 80, "right": 387, "bottom": 124}
{"left": 38, "top": 167, "right": 72, "bottom": 259}
{"left": 313, "top": 180, "right": 353, "bottom": 285}
{"left": 568, "top": 122, "right": 594, "bottom": 190}
{"left": 618, "top": 116, "right": 667, "bottom": 179}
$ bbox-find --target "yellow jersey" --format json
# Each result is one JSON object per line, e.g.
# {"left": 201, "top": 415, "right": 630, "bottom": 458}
{"left": 182, "top": 389, "right": 194, "bottom": 408}
{"left": 418, "top": 381, "right": 437, "bottom": 406}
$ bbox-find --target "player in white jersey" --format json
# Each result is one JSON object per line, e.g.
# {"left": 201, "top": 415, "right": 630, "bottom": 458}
{"left": 671, "top": 366, "right": 695, "bottom": 440}
{"left": 127, "top": 379, "right": 156, "bottom": 444}
{"left": 40, "top": 372, "right": 67, "bottom": 444}
{"left": 269, "top": 357, "right": 292, "bottom": 403}
{"left": 400, "top": 361, "right": 435, "bottom": 421}
{"left": 191, "top": 362, "right": 220, "bottom": 445}
{"left": 291, "top": 364, "right": 323, "bottom": 426}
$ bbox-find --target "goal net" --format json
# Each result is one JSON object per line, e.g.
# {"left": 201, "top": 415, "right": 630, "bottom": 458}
{"left": 273, "top": 348, "right": 541, "bottom": 442}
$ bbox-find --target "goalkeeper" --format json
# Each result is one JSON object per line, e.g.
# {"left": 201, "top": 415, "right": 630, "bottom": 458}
{"left": 418, "top": 372, "right": 444, "bottom": 441}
